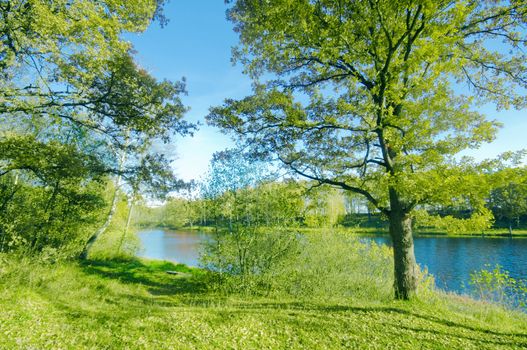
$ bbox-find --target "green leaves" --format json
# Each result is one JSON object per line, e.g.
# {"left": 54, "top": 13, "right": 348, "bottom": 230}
{"left": 0, "top": 0, "right": 195, "bottom": 255}
{"left": 1, "top": 0, "right": 194, "bottom": 150}
{"left": 0, "top": 135, "right": 106, "bottom": 182}
{"left": 470, "top": 264, "right": 527, "bottom": 310}
{"left": 86, "top": 53, "right": 193, "bottom": 143}
{"left": 211, "top": 0, "right": 526, "bottom": 220}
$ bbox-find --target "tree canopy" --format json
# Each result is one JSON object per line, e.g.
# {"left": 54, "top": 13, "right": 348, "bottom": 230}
{"left": 0, "top": 0, "right": 195, "bottom": 256}
{"left": 1, "top": 1, "right": 193, "bottom": 148}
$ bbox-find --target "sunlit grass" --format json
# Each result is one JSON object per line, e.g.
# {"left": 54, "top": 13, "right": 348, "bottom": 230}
{"left": 1, "top": 255, "right": 526, "bottom": 349}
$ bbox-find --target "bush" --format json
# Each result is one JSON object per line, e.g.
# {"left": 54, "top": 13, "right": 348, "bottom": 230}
{"left": 0, "top": 174, "right": 106, "bottom": 256}
{"left": 200, "top": 229, "right": 401, "bottom": 302}
{"left": 470, "top": 264, "right": 527, "bottom": 310}
{"left": 199, "top": 227, "right": 301, "bottom": 294}
{"left": 275, "top": 231, "right": 394, "bottom": 301}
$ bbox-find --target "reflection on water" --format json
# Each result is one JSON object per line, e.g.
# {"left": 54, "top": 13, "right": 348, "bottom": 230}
{"left": 137, "top": 229, "right": 212, "bottom": 267}
{"left": 138, "top": 229, "right": 527, "bottom": 295}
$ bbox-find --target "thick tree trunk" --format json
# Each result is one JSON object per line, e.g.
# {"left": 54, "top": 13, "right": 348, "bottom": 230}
{"left": 389, "top": 190, "right": 418, "bottom": 300}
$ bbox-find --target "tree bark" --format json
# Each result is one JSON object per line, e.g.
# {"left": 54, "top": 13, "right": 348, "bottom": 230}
{"left": 79, "top": 146, "right": 126, "bottom": 259}
{"left": 389, "top": 190, "right": 418, "bottom": 300}
{"left": 117, "top": 199, "right": 134, "bottom": 253}
{"left": 79, "top": 182, "right": 120, "bottom": 259}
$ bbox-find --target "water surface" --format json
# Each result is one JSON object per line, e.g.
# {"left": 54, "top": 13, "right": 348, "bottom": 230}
{"left": 137, "top": 229, "right": 212, "bottom": 267}
{"left": 138, "top": 229, "right": 527, "bottom": 295}
{"left": 366, "top": 235, "right": 527, "bottom": 293}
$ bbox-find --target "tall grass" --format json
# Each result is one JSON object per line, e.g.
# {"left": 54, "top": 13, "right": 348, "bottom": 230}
{"left": 200, "top": 229, "right": 433, "bottom": 302}
{"left": 1, "top": 232, "right": 527, "bottom": 349}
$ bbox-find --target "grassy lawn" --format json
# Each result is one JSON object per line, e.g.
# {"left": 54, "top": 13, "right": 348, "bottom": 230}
{"left": 1, "top": 258, "right": 526, "bottom": 349}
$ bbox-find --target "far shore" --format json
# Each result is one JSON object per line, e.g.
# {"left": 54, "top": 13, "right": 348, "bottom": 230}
{"left": 136, "top": 225, "right": 527, "bottom": 238}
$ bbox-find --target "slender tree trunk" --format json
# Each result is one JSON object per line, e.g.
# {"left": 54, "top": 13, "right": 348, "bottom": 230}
{"left": 79, "top": 148, "right": 126, "bottom": 259}
{"left": 389, "top": 189, "right": 418, "bottom": 300}
{"left": 118, "top": 199, "right": 134, "bottom": 253}
{"left": 79, "top": 183, "right": 120, "bottom": 259}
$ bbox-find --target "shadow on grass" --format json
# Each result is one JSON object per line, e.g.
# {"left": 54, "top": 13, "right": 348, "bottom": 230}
{"left": 79, "top": 257, "right": 208, "bottom": 297}
{"left": 71, "top": 258, "right": 525, "bottom": 347}
{"left": 224, "top": 301, "right": 527, "bottom": 344}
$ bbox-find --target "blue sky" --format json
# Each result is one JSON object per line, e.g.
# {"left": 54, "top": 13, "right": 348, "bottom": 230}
{"left": 129, "top": 1, "right": 246, "bottom": 181}
{"left": 129, "top": 1, "right": 527, "bottom": 181}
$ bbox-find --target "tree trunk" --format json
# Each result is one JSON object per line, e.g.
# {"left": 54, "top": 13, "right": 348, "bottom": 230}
{"left": 388, "top": 190, "right": 418, "bottom": 300}
{"left": 79, "top": 147, "right": 126, "bottom": 259}
{"left": 79, "top": 183, "right": 120, "bottom": 259}
{"left": 118, "top": 199, "right": 134, "bottom": 253}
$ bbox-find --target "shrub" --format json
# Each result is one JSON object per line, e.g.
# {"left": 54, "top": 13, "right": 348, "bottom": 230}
{"left": 199, "top": 227, "right": 301, "bottom": 294}
{"left": 275, "top": 231, "right": 394, "bottom": 301}
{"left": 200, "top": 229, "right": 404, "bottom": 302}
{"left": 470, "top": 264, "right": 527, "bottom": 310}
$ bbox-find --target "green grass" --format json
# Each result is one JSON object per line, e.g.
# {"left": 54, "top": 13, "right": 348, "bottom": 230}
{"left": 178, "top": 225, "right": 527, "bottom": 238}
{"left": 1, "top": 257, "right": 526, "bottom": 349}
{"left": 414, "top": 228, "right": 527, "bottom": 238}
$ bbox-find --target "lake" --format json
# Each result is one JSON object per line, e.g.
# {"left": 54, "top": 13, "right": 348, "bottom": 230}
{"left": 137, "top": 229, "right": 527, "bottom": 295}
{"left": 137, "top": 229, "right": 212, "bottom": 267}
{"left": 367, "top": 235, "right": 527, "bottom": 293}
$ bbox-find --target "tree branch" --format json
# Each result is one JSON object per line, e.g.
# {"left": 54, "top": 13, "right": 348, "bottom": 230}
{"left": 279, "top": 155, "right": 389, "bottom": 215}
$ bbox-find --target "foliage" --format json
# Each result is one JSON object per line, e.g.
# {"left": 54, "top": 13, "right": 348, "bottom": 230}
{"left": 201, "top": 229, "right": 426, "bottom": 302}
{"left": 303, "top": 185, "right": 346, "bottom": 227}
{"left": 158, "top": 197, "right": 200, "bottom": 229}
{"left": 199, "top": 149, "right": 268, "bottom": 229}
{"left": 0, "top": 171, "right": 107, "bottom": 256}
{"left": 86, "top": 194, "right": 142, "bottom": 261}
{"left": 209, "top": 0, "right": 527, "bottom": 215}
{"left": 134, "top": 204, "right": 166, "bottom": 228}
{"left": 137, "top": 178, "right": 351, "bottom": 230}
{"left": 197, "top": 153, "right": 306, "bottom": 293}
{"left": 488, "top": 167, "right": 527, "bottom": 232}
{"left": 198, "top": 150, "right": 307, "bottom": 230}
{"left": 0, "top": 0, "right": 194, "bottom": 256}
{"left": 470, "top": 265, "right": 527, "bottom": 310}
{"left": 1, "top": 0, "right": 194, "bottom": 156}
{"left": 210, "top": 0, "right": 527, "bottom": 298}
{"left": 413, "top": 207, "right": 494, "bottom": 234}
{"left": 201, "top": 149, "right": 269, "bottom": 197}
{"left": 275, "top": 232, "right": 395, "bottom": 301}
{"left": 200, "top": 227, "right": 301, "bottom": 294}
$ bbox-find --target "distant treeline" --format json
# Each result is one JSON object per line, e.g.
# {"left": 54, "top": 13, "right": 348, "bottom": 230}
{"left": 134, "top": 174, "right": 527, "bottom": 234}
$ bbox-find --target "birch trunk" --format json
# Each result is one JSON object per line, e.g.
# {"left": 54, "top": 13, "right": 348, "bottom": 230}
{"left": 79, "top": 148, "right": 126, "bottom": 259}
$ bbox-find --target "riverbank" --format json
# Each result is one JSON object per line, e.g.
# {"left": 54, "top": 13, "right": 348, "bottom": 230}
{"left": 153, "top": 224, "right": 527, "bottom": 238}
{"left": 350, "top": 227, "right": 527, "bottom": 238}
{"left": 1, "top": 256, "right": 526, "bottom": 349}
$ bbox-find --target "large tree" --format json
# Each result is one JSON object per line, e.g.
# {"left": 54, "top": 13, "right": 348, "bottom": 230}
{"left": 208, "top": 0, "right": 527, "bottom": 299}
